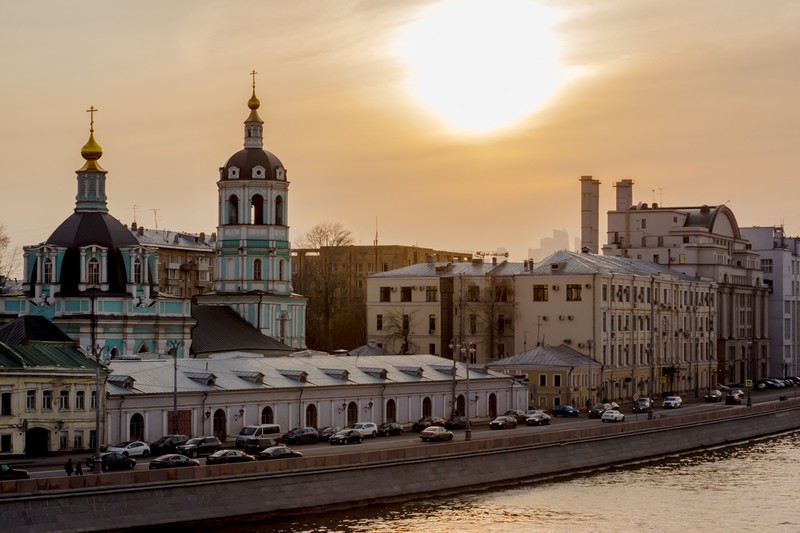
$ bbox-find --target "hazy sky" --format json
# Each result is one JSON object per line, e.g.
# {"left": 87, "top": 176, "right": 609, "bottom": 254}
{"left": 2, "top": 0, "right": 799, "bottom": 276}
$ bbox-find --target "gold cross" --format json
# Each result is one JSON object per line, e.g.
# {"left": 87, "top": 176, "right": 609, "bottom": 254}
{"left": 86, "top": 106, "right": 98, "bottom": 131}
{"left": 250, "top": 70, "right": 257, "bottom": 89}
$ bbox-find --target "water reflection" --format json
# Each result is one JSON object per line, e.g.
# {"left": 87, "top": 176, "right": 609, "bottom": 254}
{"left": 215, "top": 431, "right": 800, "bottom": 533}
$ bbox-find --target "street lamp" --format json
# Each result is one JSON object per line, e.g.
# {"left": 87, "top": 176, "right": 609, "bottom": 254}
{"left": 87, "top": 343, "right": 111, "bottom": 473}
{"left": 167, "top": 340, "right": 184, "bottom": 434}
{"left": 449, "top": 337, "right": 474, "bottom": 441}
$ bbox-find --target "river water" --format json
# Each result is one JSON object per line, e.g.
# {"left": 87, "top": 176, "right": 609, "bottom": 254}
{"left": 215, "top": 430, "right": 800, "bottom": 533}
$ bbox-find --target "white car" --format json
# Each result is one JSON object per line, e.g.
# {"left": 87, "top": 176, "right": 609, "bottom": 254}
{"left": 108, "top": 440, "right": 151, "bottom": 457}
{"left": 600, "top": 410, "right": 625, "bottom": 422}
{"left": 662, "top": 396, "right": 683, "bottom": 409}
{"left": 351, "top": 422, "right": 379, "bottom": 438}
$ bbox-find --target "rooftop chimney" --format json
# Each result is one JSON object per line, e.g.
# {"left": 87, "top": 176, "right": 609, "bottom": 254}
{"left": 615, "top": 179, "right": 634, "bottom": 211}
{"left": 580, "top": 176, "right": 601, "bottom": 254}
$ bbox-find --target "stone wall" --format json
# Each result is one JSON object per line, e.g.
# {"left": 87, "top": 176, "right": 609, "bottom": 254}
{"left": 2, "top": 399, "right": 799, "bottom": 532}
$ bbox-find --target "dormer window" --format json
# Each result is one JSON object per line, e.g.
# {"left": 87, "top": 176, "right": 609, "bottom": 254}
{"left": 252, "top": 165, "right": 266, "bottom": 179}
{"left": 133, "top": 258, "right": 142, "bottom": 284}
{"left": 43, "top": 258, "right": 53, "bottom": 283}
{"left": 276, "top": 168, "right": 285, "bottom": 181}
{"left": 228, "top": 167, "right": 240, "bottom": 180}
{"left": 87, "top": 258, "right": 100, "bottom": 285}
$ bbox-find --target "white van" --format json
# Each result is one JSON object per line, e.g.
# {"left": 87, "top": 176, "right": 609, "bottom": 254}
{"left": 235, "top": 424, "right": 282, "bottom": 448}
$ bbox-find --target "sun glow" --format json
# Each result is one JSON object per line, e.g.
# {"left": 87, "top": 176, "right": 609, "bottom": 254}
{"left": 392, "top": 0, "right": 573, "bottom": 136}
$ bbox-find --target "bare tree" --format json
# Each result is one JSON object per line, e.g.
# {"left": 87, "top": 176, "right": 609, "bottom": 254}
{"left": 383, "top": 308, "right": 419, "bottom": 355}
{"left": 296, "top": 222, "right": 354, "bottom": 249}
{"left": 0, "top": 223, "right": 20, "bottom": 282}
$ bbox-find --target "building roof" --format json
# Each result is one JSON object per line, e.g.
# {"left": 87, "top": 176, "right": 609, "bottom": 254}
{"left": 129, "top": 225, "right": 215, "bottom": 251}
{"left": 0, "top": 316, "right": 75, "bottom": 345}
{"left": 0, "top": 341, "right": 99, "bottom": 371}
{"left": 347, "top": 343, "right": 391, "bottom": 356}
{"left": 530, "top": 250, "right": 703, "bottom": 282}
{"left": 105, "top": 353, "right": 513, "bottom": 396}
{"left": 190, "top": 305, "right": 295, "bottom": 356}
{"left": 369, "top": 259, "right": 525, "bottom": 279}
{"left": 487, "top": 344, "right": 593, "bottom": 370}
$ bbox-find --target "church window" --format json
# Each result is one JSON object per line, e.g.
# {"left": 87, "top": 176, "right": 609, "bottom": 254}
{"left": 227, "top": 195, "right": 239, "bottom": 225}
{"left": 275, "top": 196, "right": 285, "bottom": 225}
{"left": 87, "top": 258, "right": 100, "bottom": 285}
{"left": 43, "top": 258, "right": 53, "bottom": 283}
{"left": 88, "top": 178, "right": 96, "bottom": 196}
{"left": 279, "top": 259, "right": 285, "bottom": 281}
{"left": 254, "top": 259, "right": 262, "bottom": 281}
{"left": 253, "top": 166, "right": 265, "bottom": 179}
{"left": 133, "top": 258, "right": 142, "bottom": 284}
{"left": 251, "top": 194, "right": 264, "bottom": 224}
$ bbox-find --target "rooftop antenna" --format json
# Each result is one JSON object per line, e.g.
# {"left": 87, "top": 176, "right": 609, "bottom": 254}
{"left": 151, "top": 208, "right": 159, "bottom": 230}
{"left": 374, "top": 216, "right": 378, "bottom": 246}
{"left": 131, "top": 204, "right": 139, "bottom": 225}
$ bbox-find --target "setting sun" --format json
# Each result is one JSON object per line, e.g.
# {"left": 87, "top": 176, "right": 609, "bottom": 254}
{"left": 392, "top": 0, "right": 572, "bottom": 136}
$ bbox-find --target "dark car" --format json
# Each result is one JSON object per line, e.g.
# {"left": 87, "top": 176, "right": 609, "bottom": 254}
{"left": 329, "top": 429, "right": 364, "bottom": 445}
{"left": 148, "top": 454, "right": 201, "bottom": 469}
{"left": 489, "top": 416, "right": 517, "bottom": 430}
{"left": 149, "top": 434, "right": 189, "bottom": 456}
{"left": 205, "top": 450, "right": 256, "bottom": 465}
{"left": 317, "top": 427, "right": 340, "bottom": 442}
{"left": 444, "top": 416, "right": 468, "bottom": 430}
{"left": 243, "top": 437, "right": 284, "bottom": 455}
{"left": 176, "top": 436, "right": 222, "bottom": 458}
{"left": 0, "top": 463, "right": 30, "bottom": 480}
{"left": 281, "top": 427, "right": 320, "bottom": 445}
{"left": 411, "top": 416, "right": 445, "bottom": 432}
{"left": 377, "top": 422, "right": 405, "bottom": 436}
{"left": 589, "top": 403, "right": 618, "bottom": 419}
{"left": 704, "top": 390, "right": 723, "bottom": 403}
{"left": 525, "top": 412, "right": 552, "bottom": 426}
{"left": 86, "top": 452, "right": 136, "bottom": 472}
{"left": 552, "top": 405, "right": 580, "bottom": 417}
{"left": 632, "top": 398, "right": 653, "bottom": 412}
{"left": 257, "top": 446, "right": 304, "bottom": 460}
{"left": 504, "top": 409, "right": 528, "bottom": 424}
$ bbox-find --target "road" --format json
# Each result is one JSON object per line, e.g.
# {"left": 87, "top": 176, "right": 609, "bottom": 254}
{"left": 18, "top": 387, "right": 796, "bottom": 479}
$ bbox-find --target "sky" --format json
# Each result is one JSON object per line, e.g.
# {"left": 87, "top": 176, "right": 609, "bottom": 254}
{"left": 1, "top": 0, "right": 799, "bottom": 277}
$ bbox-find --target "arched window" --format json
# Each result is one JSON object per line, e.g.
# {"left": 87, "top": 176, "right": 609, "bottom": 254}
{"left": 251, "top": 194, "right": 264, "bottom": 224}
{"left": 278, "top": 259, "right": 284, "bottom": 281}
{"left": 422, "top": 397, "right": 432, "bottom": 417}
{"left": 386, "top": 399, "right": 396, "bottom": 422}
{"left": 489, "top": 393, "right": 498, "bottom": 418}
{"left": 305, "top": 404, "right": 318, "bottom": 428}
{"left": 261, "top": 406, "right": 273, "bottom": 424}
{"left": 227, "top": 195, "right": 239, "bottom": 225}
{"left": 212, "top": 409, "right": 226, "bottom": 441}
{"left": 346, "top": 401, "right": 358, "bottom": 427}
{"left": 275, "top": 196, "right": 284, "bottom": 225}
{"left": 87, "top": 258, "right": 100, "bottom": 285}
{"left": 129, "top": 413, "right": 144, "bottom": 441}
{"left": 457, "top": 394, "right": 465, "bottom": 416}
{"left": 253, "top": 259, "right": 262, "bottom": 281}
{"left": 43, "top": 258, "right": 53, "bottom": 283}
{"left": 137, "top": 342, "right": 150, "bottom": 353}
{"left": 133, "top": 258, "right": 142, "bottom": 284}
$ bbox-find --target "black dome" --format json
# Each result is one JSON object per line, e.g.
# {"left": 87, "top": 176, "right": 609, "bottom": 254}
{"left": 46, "top": 212, "right": 139, "bottom": 295}
{"left": 222, "top": 148, "right": 284, "bottom": 181}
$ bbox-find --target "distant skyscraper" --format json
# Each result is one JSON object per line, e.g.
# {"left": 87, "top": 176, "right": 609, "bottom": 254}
{"left": 527, "top": 229, "right": 570, "bottom": 263}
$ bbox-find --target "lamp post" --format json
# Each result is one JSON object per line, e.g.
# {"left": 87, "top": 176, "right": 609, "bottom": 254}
{"left": 449, "top": 337, "right": 474, "bottom": 441}
{"left": 87, "top": 343, "right": 111, "bottom": 473}
{"left": 167, "top": 340, "right": 184, "bottom": 434}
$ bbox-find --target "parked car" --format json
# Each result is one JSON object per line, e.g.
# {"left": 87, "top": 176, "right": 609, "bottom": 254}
{"left": 601, "top": 410, "right": 625, "bottom": 422}
{"left": 704, "top": 390, "right": 723, "bottom": 403}
{"left": 411, "top": 416, "right": 445, "bottom": 432}
{"left": 632, "top": 398, "right": 653, "bottom": 412}
{"left": 525, "top": 412, "right": 552, "bottom": 426}
{"left": 86, "top": 452, "right": 136, "bottom": 472}
{"left": 489, "top": 416, "right": 517, "bottom": 430}
{"left": 108, "top": 440, "right": 151, "bottom": 457}
{"left": 377, "top": 422, "right": 405, "bottom": 436}
{"left": 148, "top": 454, "right": 200, "bottom": 469}
{"left": 351, "top": 422, "right": 379, "bottom": 438}
{"left": 243, "top": 437, "right": 284, "bottom": 455}
{"left": 281, "top": 427, "right": 320, "bottom": 445}
{"left": 257, "top": 446, "right": 304, "bottom": 460}
{"left": 149, "top": 435, "right": 189, "bottom": 456}
{"left": 317, "top": 426, "right": 341, "bottom": 442}
{"left": 206, "top": 450, "right": 256, "bottom": 465}
{"left": 503, "top": 409, "right": 528, "bottom": 424}
{"left": 552, "top": 405, "right": 580, "bottom": 417}
{"left": 0, "top": 463, "right": 29, "bottom": 480}
{"left": 176, "top": 436, "right": 222, "bottom": 458}
{"left": 419, "top": 426, "right": 454, "bottom": 442}
{"left": 329, "top": 429, "right": 363, "bottom": 445}
{"left": 662, "top": 396, "right": 683, "bottom": 408}
{"left": 444, "top": 416, "right": 468, "bottom": 430}
{"left": 235, "top": 424, "right": 282, "bottom": 448}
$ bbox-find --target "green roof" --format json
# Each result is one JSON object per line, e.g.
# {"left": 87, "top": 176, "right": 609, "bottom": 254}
{"left": 0, "top": 341, "right": 100, "bottom": 370}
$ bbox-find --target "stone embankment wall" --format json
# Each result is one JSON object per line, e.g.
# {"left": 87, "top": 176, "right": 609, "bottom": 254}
{"left": 2, "top": 399, "right": 799, "bottom": 532}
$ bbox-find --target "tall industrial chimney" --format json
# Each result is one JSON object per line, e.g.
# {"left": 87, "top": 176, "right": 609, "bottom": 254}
{"left": 615, "top": 179, "right": 634, "bottom": 211}
{"left": 580, "top": 176, "right": 600, "bottom": 254}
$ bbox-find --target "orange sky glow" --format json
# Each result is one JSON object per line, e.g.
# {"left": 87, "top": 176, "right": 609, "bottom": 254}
{"left": 1, "top": 0, "right": 799, "bottom": 277}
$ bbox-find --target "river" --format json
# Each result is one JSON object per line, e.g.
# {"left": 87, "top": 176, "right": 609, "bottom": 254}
{"left": 210, "top": 430, "right": 800, "bottom": 533}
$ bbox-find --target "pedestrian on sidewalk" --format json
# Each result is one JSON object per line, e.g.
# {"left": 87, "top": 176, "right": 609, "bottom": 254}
{"left": 75, "top": 461, "right": 83, "bottom": 476}
{"left": 64, "top": 458, "right": 74, "bottom": 477}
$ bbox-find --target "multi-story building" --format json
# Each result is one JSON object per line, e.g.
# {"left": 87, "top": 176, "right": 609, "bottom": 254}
{"left": 740, "top": 226, "right": 800, "bottom": 377}
{"left": 515, "top": 250, "right": 717, "bottom": 404}
{"left": 366, "top": 256, "right": 520, "bottom": 363}
{"left": 293, "top": 245, "right": 472, "bottom": 351}
{"left": 602, "top": 179, "right": 770, "bottom": 386}
{"left": 129, "top": 222, "right": 215, "bottom": 299}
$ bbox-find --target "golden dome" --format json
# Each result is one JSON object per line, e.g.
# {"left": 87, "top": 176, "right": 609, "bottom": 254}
{"left": 79, "top": 130, "right": 105, "bottom": 172}
{"left": 248, "top": 88, "right": 260, "bottom": 110}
